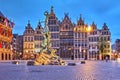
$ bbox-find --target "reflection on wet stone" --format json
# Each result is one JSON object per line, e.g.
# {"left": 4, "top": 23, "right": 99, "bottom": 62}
{"left": 0, "top": 61, "right": 120, "bottom": 80}
{"left": 29, "top": 70, "right": 43, "bottom": 73}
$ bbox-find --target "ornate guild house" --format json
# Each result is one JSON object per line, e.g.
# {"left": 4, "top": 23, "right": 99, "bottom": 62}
{"left": 60, "top": 14, "right": 74, "bottom": 58}
{"left": 0, "top": 11, "right": 14, "bottom": 60}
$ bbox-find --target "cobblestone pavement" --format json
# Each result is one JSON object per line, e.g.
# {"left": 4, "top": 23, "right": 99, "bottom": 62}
{"left": 0, "top": 60, "right": 120, "bottom": 80}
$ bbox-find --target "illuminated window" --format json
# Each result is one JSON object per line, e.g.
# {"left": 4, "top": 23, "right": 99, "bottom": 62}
{"left": 25, "top": 37, "right": 27, "bottom": 41}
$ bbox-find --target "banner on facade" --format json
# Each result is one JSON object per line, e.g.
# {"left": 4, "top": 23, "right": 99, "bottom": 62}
{"left": 79, "top": 46, "right": 81, "bottom": 52}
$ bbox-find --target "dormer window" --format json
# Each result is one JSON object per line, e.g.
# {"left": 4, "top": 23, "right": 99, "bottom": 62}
{"left": 37, "top": 31, "right": 41, "bottom": 34}
{"left": 28, "top": 30, "right": 30, "bottom": 33}
{"left": 65, "top": 25, "right": 69, "bottom": 29}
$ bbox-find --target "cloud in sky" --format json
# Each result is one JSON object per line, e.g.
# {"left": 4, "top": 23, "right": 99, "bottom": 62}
{"left": 0, "top": 0, "right": 120, "bottom": 43}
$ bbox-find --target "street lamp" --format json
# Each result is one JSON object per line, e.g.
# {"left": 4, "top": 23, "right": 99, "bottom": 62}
{"left": 25, "top": 50, "right": 28, "bottom": 59}
{"left": 68, "top": 47, "right": 72, "bottom": 56}
{"left": 68, "top": 47, "right": 73, "bottom": 60}
{"left": 19, "top": 52, "right": 22, "bottom": 60}
{"left": 82, "top": 49, "right": 88, "bottom": 60}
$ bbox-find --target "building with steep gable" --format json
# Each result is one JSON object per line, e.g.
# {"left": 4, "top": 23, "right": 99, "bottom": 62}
{"left": 34, "top": 21, "right": 44, "bottom": 53}
{"left": 0, "top": 11, "right": 14, "bottom": 60}
{"left": 60, "top": 13, "right": 74, "bottom": 58}
{"left": 23, "top": 21, "right": 34, "bottom": 59}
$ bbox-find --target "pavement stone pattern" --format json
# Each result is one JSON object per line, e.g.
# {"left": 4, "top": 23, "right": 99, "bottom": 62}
{"left": 0, "top": 60, "right": 120, "bottom": 80}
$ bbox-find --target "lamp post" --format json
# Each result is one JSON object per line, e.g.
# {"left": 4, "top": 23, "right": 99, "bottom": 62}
{"left": 83, "top": 49, "right": 86, "bottom": 60}
{"left": 68, "top": 47, "right": 73, "bottom": 60}
{"left": 25, "top": 50, "right": 28, "bottom": 60}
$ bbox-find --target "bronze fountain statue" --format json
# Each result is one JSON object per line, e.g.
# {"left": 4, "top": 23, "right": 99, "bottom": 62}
{"left": 33, "top": 11, "right": 65, "bottom": 65}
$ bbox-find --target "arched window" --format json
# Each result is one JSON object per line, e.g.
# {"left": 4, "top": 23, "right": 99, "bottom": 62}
{"left": 25, "top": 37, "right": 27, "bottom": 41}
{"left": 31, "top": 37, "right": 33, "bottom": 41}
{"left": 28, "top": 37, "right": 30, "bottom": 41}
{"left": 5, "top": 54, "right": 7, "bottom": 60}
{"left": 1, "top": 53, "right": 4, "bottom": 60}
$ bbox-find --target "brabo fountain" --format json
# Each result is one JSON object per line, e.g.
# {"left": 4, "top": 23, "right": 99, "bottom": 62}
{"left": 32, "top": 11, "right": 65, "bottom": 65}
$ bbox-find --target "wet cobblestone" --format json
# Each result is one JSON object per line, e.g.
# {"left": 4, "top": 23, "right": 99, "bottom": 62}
{"left": 0, "top": 60, "right": 120, "bottom": 80}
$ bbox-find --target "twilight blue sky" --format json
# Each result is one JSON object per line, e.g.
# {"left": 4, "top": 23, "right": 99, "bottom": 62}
{"left": 0, "top": 0, "right": 120, "bottom": 44}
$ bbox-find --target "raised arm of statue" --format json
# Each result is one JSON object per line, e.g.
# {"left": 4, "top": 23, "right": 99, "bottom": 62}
{"left": 44, "top": 11, "right": 49, "bottom": 33}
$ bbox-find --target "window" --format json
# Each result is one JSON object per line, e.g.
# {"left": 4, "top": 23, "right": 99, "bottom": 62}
{"left": 31, "top": 44, "right": 33, "bottom": 49}
{"left": 78, "top": 33, "right": 80, "bottom": 38}
{"left": 108, "top": 36, "right": 110, "bottom": 41}
{"left": 75, "top": 43, "right": 77, "bottom": 47}
{"left": 104, "top": 32, "right": 106, "bottom": 35}
{"left": 65, "top": 25, "right": 69, "bottom": 29}
{"left": 31, "top": 37, "right": 33, "bottom": 41}
{"left": 25, "top": 37, "right": 27, "bottom": 41}
{"left": 96, "top": 37, "right": 98, "bottom": 41}
{"left": 85, "top": 43, "right": 87, "bottom": 47}
{"left": 75, "top": 33, "right": 77, "bottom": 38}
{"left": 104, "top": 37, "right": 106, "bottom": 41}
{"left": 48, "top": 20, "right": 50, "bottom": 25}
{"left": 40, "top": 36, "right": 44, "bottom": 40}
{"left": 89, "top": 37, "right": 91, "bottom": 42}
{"left": 51, "top": 33, "right": 59, "bottom": 39}
{"left": 107, "top": 31, "right": 109, "bottom": 35}
{"left": 28, "top": 30, "right": 30, "bottom": 33}
{"left": 82, "top": 43, "right": 84, "bottom": 47}
{"left": 37, "top": 31, "right": 41, "bottom": 34}
{"left": 54, "top": 27, "right": 59, "bottom": 31}
{"left": 104, "top": 45, "right": 106, "bottom": 48}
{"left": 53, "top": 20, "right": 56, "bottom": 24}
{"left": 28, "top": 44, "right": 30, "bottom": 48}
{"left": 28, "top": 37, "right": 30, "bottom": 41}
{"left": 101, "top": 37, "right": 103, "bottom": 41}
{"left": 94, "top": 37, "right": 96, "bottom": 42}
{"left": 85, "top": 33, "right": 87, "bottom": 38}
{"left": 91, "top": 37, "right": 93, "bottom": 42}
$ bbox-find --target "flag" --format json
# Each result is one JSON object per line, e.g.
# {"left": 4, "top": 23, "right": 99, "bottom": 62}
{"left": 79, "top": 46, "right": 81, "bottom": 52}
{"left": 0, "top": 43, "right": 2, "bottom": 48}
